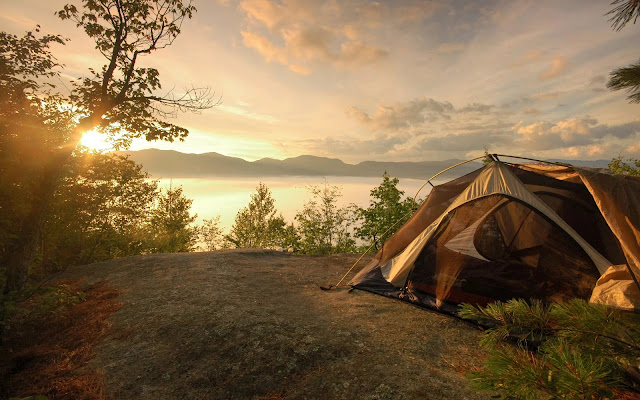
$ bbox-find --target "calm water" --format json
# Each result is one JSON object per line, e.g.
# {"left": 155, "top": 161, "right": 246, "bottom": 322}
{"left": 156, "top": 176, "right": 440, "bottom": 231}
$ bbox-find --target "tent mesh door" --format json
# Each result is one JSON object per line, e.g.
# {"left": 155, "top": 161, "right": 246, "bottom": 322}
{"left": 407, "top": 194, "right": 600, "bottom": 307}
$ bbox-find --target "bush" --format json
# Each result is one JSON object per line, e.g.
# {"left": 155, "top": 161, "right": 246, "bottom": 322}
{"left": 459, "top": 299, "right": 640, "bottom": 399}
{"left": 2, "top": 283, "right": 85, "bottom": 339}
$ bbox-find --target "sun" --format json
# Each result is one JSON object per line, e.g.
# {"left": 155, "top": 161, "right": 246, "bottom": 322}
{"left": 79, "top": 130, "right": 113, "bottom": 152}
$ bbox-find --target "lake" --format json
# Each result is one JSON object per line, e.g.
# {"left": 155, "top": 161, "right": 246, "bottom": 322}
{"left": 155, "top": 176, "right": 442, "bottom": 231}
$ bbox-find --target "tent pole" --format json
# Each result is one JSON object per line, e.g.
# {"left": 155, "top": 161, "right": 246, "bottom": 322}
{"left": 411, "top": 155, "right": 487, "bottom": 206}
{"left": 493, "top": 154, "right": 571, "bottom": 167}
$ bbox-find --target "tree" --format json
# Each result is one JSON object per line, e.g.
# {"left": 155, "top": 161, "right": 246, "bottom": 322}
{"left": 354, "top": 172, "right": 415, "bottom": 249}
{"left": 279, "top": 223, "right": 301, "bottom": 251}
{"left": 147, "top": 185, "right": 198, "bottom": 253}
{"left": 459, "top": 299, "right": 640, "bottom": 399}
{"left": 607, "top": 0, "right": 640, "bottom": 103}
{"left": 199, "top": 216, "right": 227, "bottom": 251}
{"left": 44, "top": 152, "right": 159, "bottom": 268}
{"left": 609, "top": 156, "right": 640, "bottom": 176}
{"left": 295, "top": 182, "right": 356, "bottom": 255}
{"left": 2, "top": 0, "right": 216, "bottom": 293}
{"left": 0, "top": 29, "right": 73, "bottom": 294}
{"left": 226, "top": 183, "right": 288, "bottom": 249}
{"left": 57, "top": 0, "right": 214, "bottom": 145}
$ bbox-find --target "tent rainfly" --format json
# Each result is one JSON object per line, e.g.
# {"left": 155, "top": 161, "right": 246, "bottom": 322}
{"left": 349, "top": 159, "right": 640, "bottom": 314}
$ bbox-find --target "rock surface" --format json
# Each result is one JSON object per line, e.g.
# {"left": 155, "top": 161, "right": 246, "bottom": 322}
{"left": 59, "top": 250, "right": 488, "bottom": 399}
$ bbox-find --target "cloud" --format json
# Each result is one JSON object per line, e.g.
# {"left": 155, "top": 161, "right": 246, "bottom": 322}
{"left": 459, "top": 103, "right": 494, "bottom": 113}
{"left": 523, "top": 107, "right": 541, "bottom": 115}
{"left": 240, "top": 0, "right": 288, "bottom": 31}
{"left": 237, "top": 0, "right": 437, "bottom": 73}
{"left": 511, "top": 52, "right": 570, "bottom": 81}
{"left": 589, "top": 74, "right": 607, "bottom": 92}
{"left": 512, "top": 117, "right": 640, "bottom": 150}
{"left": 293, "top": 114, "right": 640, "bottom": 162}
{"left": 340, "top": 94, "right": 640, "bottom": 160}
{"left": 625, "top": 140, "right": 640, "bottom": 154}
{"left": 511, "top": 50, "right": 544, "bottom": 67}
{"left": 354, "top": 0, "right": 440, "bottom": 27}
{"left": 217, "top": 104, "right": 279, "bottom": 122}
{"left": 416, "top": 131, "right": 510, "bottom": 151}
{"left": 336, "top": 41, "right": 388, "bottom": 66}
{"left": 347, "top": 98, "right": 503, "bottom": 133}
{"left": 532, "top": 91, "right": 561, "bottom": 100}
{"left": 436, "top": 42, "right": 466, "bottom": 54}
{"left": 539, "top": 56, "right": 569, "bottom": 80}
{"left": 241, "top": 31, "right": 287, "bottom": 64}
{"left": 241, "top": 26, "right": 388, "bottom": 73}
{"left": 591, "top": 120, "right": 640, "bottom": 140}
{"left": 288, "top": 64, "right": 312, "bottom": 75}
{"left": 299, "top": 132, "right": 410, "bottom": 157}
{"left": 0, "top": 13, "right": 37, "bottom": 27}
{"left": 346, "top": 97, "right": 454, "bottom": 131}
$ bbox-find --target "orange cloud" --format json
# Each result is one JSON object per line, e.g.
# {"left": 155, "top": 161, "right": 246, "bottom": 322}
{"left": 240, "top": 0, "right": 287, "bottom": 32}
{"left": 539, "top": 56, "right": 569, "bottom": 80}
{"left": 511, "top": 50, "right": 544, "bottom": 67}
{"left": 289, "top": 64, "right": 312, "bottom": 75}
{"left": 237, "top": 0, "right": 429, "bottom": 74}
{"left": 241, "top": 31, "right": 287, "bottom": 64}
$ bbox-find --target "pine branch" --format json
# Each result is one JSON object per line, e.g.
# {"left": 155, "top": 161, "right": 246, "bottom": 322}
{"left": 607, "top": 60, "right": 640, "bottom": 103}
{"left": 607, "top": 0, "right": 640, "bottom": 31}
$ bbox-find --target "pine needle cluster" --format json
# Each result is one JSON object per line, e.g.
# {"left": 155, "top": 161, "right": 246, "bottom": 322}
{"left": 459, "top": 299, "right": 640, "bottom": 399}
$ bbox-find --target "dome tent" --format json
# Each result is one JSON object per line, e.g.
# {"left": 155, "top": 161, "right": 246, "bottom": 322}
{"left": 349, "top": 158, "right": 640, "bottom": 314}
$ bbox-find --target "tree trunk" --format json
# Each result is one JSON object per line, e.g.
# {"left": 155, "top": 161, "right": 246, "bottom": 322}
{"left": 3, "top": 157, "right": 63, "bottom": 294}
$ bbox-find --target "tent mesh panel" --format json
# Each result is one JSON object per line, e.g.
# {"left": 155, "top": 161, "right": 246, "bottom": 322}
{"left": 406, "top": 195, "right": 600, "bottom": 306}
{"left": 375, "top": 168, "right": 483, "bottom": 265}
{"left": 510, "top": 165, "right": 625, "bottom": 265}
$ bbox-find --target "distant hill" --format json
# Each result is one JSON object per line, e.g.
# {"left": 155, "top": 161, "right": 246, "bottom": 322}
{"left": 116, "top": 149, "right": 611, "bottom": 179}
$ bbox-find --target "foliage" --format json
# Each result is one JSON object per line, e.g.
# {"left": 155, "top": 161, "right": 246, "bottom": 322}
{"left": 1, "top": 281, "right": 121, "bottom": 399}
{"left": 279, "top": 223, "right": 301, "bottom": 250}
{"left": 0, "top": 29, "right": 74, "bottom": 294}
{"left": 607, "top": 60, "right": 640, "bottom": 104}
{"left": 226, "top": 183, "right": 290, "bottom": 249}
{"left": 2, "top": 284, "right": 86, "bottom": 336}
{"left": 198, "top": 216, "right": 228, "bottom": 251}
{"left": 295, "top": 182, "right": 356, "bottom": 254}
{"left": 607, "top": 0, "right": 640, "bottom": 31}
{"left": 0, "top": 27, "right": 65, "bottom": 99}
{"left": 609, "top": 156, "right": 640, "bottom": 176}
{"left": 43, "top": 152, "right": 160, "bottom": 268}
{"left": 354, "top": 172, "right": 415, "bottom": 249}
{"left": 482, "top": 148, "right": 495, "bottom": 165}
{"left": 57, "top": 0, "right": 212, "bottom": 146}
{"left": 147, "top": 185, "right": 198, "bottom": 253}
{"left": 459, "top": 299, "right": 640, "bottom": 399}
{"left": 1, "top": 0, "right": 214, "bottom": 294}
{"left": 607, "top": 1, "right": 640, "bottom": 103}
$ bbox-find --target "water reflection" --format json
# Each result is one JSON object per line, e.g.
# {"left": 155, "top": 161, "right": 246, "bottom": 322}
{"left": 155, "top": 176, "right": 439, "bottom": 230}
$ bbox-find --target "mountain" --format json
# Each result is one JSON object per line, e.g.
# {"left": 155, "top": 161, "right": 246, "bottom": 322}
{"left": 116, "top": 149, "right": 483, "bottom": 179}
{"left": 116, "top": 149, "right": 611, "bottom": 179}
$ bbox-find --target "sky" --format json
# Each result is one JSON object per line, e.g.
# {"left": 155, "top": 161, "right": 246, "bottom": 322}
{"left": 2, "top": 0, "right": 639, "bottom": 163}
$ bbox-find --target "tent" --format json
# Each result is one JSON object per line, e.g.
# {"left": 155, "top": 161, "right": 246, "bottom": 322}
{"left": 349, "top": 158, "right": 640, "bottom": 314}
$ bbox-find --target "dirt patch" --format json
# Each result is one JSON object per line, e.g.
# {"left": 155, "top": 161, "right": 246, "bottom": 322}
{"left": 1, "top": 280, "right": 122, "bottom": 399}
{"left": 45, "top": 249, "right": 491, "bottom": 399}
